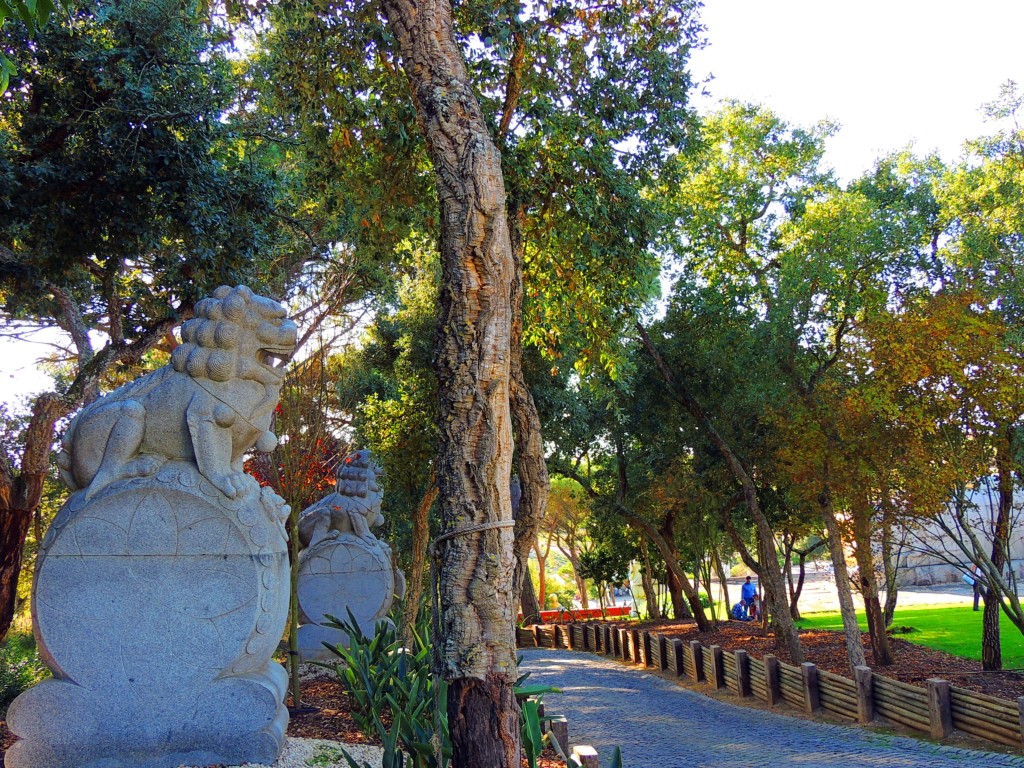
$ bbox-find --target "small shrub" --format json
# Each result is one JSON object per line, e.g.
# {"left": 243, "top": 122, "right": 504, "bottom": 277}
{"left": 308, "top": 744, "right": 347, "bottom": 766}
{"left": 0, "top": 632, "right": 48, "bottom": 715}
{"left": 889, "top": 625, "right": 917, "bottom": 635}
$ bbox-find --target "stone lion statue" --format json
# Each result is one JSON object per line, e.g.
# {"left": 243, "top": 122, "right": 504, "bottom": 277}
{"left": 298, "top": 449, "right": 385, "bottom": 550}
{"left": 58, "top": 285, "right": 297, "bottom": 500}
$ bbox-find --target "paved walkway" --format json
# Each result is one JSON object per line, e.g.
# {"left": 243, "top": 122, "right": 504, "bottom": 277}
{"left": 520, "top": 649, "right": 1024, "bottom": 768}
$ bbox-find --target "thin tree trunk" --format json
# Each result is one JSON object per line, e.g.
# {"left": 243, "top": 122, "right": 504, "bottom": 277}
{"left": 782, "top": 534, "right": 798, "bottom": 620}
{"left": 983, "top": 430, "right": 1014, "bottom": 671}
{"left": 639, "top": 539, "right": 661, "bottom": 621}
{"left": 637, "top": 323, "right": 804, "bottom": 662}
{"left": 790, "top": 550, "right": 807, "bottom": 621}
{"left": 819, "top": 476, "right": 867, "bottom": 670}
{"left": 535, "top": 544, "right": 548, "bottom": 609}
{"left": 712, "top": 545, "right": 730, "bottom": 611}
{"left": 628, "top": 516, "right": 710, "bottom": 630}
{"left": 852, "top": 497, "right": 893, "bottom": 666}
{"left": 403, "top": 473, "right": 439, "bottom": 637}
{"left": 520, "top": 570, "right": 541, "bottom": 624}
{"left": 377, "top": 0, "right": 519, "bottom": 760}
{"left": 881, "top": 515, "right": 899, "bottom": 628}
{"left": 563, "top": 547, "right": 589, "bottom": 610}
{"left": 665, "top": 566, "right": 690, "bottom": 619}
{"left": 0, "top": 393, "right": 65, "bottom": 641}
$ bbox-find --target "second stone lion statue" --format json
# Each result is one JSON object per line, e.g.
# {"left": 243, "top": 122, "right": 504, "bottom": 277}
{"left": 58, "top": 285, "right": 297, "bottom": 500}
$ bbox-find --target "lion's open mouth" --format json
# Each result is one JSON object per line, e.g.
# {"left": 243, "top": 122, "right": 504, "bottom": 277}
{"left": 258, "top": 347, "right": 293, "bottom": 371}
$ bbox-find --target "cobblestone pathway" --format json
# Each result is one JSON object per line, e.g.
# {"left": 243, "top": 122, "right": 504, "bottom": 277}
{"left": 520, "top": 649, "right": 1024, "bottom": 768}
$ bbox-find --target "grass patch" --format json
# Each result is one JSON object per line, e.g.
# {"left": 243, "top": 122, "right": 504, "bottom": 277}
{"left": 0, "top": 632, "right": 49, "bottom": 716}
{"left": 797, "top": 602, "right": 1024, "bottom": 668}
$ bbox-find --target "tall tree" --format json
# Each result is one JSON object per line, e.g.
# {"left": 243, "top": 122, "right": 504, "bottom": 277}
{"left": 0, "top": 0, "right": 287, "bottom": 640}
{"left": 374, "top": 0, "right": 521, "bottom": 762}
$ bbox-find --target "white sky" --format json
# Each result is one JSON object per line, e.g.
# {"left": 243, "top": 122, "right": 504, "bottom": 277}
{"left": 4, "top": 1, "right": 1024, "bottom": 404}
{"left": 688, "top": 0, "right": 1024, "bottom": 181}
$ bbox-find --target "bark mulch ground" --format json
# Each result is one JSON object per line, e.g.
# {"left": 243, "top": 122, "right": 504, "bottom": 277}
{"left": 626, "top": 618, "right": 1024, "bottom": 701}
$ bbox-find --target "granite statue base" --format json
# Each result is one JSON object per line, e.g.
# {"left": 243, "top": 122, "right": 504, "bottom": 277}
{"left": 296, "top": 533, "right": 397, "bottom": 662}
{"left": 6, "top": 464, "right": 290, "bottom": 768}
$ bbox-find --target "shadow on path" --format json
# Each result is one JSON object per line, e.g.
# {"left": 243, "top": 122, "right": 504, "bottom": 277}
{"left": 520, "top": 649, "right": 1024, "bottom": 768}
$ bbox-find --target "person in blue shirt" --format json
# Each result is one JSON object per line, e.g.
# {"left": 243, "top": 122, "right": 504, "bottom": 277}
{"left": 741, "top": 576, "right": 757, "bottom": 616}
{"left": 731, "top": 601, "right": 750, "bottom": 621}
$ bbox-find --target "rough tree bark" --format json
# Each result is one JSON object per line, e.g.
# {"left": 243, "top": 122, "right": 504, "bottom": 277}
{"left": 378, "top": 0, "right": 520, "bottom": 762}
{"left": 637, "top": 324, "right": 804, "bottom": 662}
{"left": 508, "top": 210, "right": 549, "bottom": 626}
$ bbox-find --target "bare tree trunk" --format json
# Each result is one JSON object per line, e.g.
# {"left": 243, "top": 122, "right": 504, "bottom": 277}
{"left": 712, "top": 545, "right": 730, "bottom": 611}
{"left": 377, "top": 0, "right": 519, "bottom": 760}
{"left": 637, "top": 323, "right": 804, "bottom": 662}
{"left": 639, "top": 539, "right": 662, "bottom": 621}
{"left": 508, "top": 209, "right": 550, "bottom": 625}
{"left": 403, "top": 473, "right": 439, "bottom": 638}
{"left": 983, "top": 430, "right": 1014, "bottom": 671}
{"left": 559, "top": 544, "right": 589, "bottom": 610}
{"left": 627, "top": 516, "right": 709, "bottom": 631}
{"left": 520, "top": 570, "right": 541, "bottom": 624}
{"left": 881, "top": 516, "right": 899, "bottom": 628}
{"left": 852, "top": 498, "right": 893, "bottom": 666}
{"left": 819, "top": 476, "right": 867, "bottom": 670}
{"left": 665, "top": 567, "right": 690, "bottom": 619}
{"left": 534, "top": 543, "right": 548, "bottom": 609}
{"left": 0, "top": 393, "right": 65, "bottom": 641}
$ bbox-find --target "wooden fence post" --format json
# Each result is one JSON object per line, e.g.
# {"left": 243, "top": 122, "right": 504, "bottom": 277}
{"left": 854, "top": 665, "right": 874, "bottom": 724}
{"left": 734, "top": 650, "right": 751, "bottom": 697}
{"left": 658, "top": 635, "right": 669, "bottom": 672}
{"left": 566, "top": 624, "right": 575, "bottom": 650}
{"left": 630, "top": 629, "right": 642, "bottom": 664}
{"left": 671, "top": 639, "right": 685, "bottom": 678}
{"left": 617, "top": 628, "right": 628, "bottom": 660}
{"left": 604, "top": 625, "right": 614, "bottom": 656}
{"left": 533, "top": 625, "right": 543, "bottom": 648}
{"left": 801, "top": 662, "right": 821, "bottom": 715}
{"left": 927, "top": 678, "right": 953, "bottom": 739}
{"left": 1018, "top": 696, "right": 1024, "bottom": 748}
{"left": 572, "top": 746, "right": 599, "bottom": 768}
{"left": 709, "top": 645, "right": 724, "bottom": 689}
{"left": 764, "top": 654, "right": 781, "bottom": 706}
{"left": 642, "top": 631, "right": 653, "bottom": 667}
{"left": 689, "top": 641, "right": 704, "bottom": 682}
{"left": 550, "top": 719, "right": 569, "bottom": 755}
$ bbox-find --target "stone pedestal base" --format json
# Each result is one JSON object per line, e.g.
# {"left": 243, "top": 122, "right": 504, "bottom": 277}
{"left": 6, "top": 664, "right": 288, "bottom": 768}
{"left": 296, "top": 534, "right": 398, "bottom": 663}
{"left": 6, "top": 467, "right": 290, "bottom": 768}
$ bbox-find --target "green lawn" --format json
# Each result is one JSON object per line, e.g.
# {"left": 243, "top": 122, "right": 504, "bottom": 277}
{"left": 797, "top": 603, "right": 1024, "bottom": 669}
